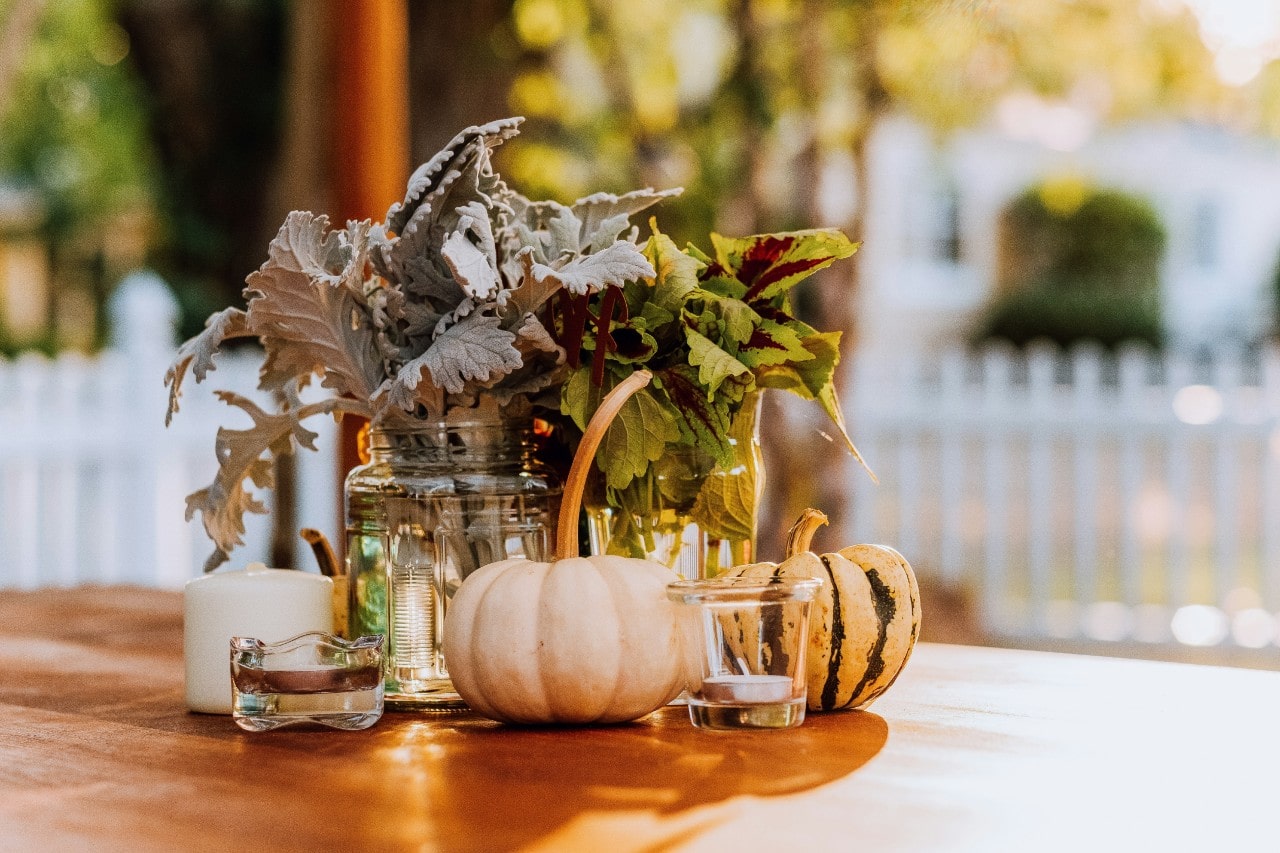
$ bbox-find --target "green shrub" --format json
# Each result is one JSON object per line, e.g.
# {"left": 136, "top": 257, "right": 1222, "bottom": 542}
{"left": 976, "top": 181, "right": 1167, "bottom": 347}
{"left": 973, "top": 280, "right": 1164, "bottom": 349}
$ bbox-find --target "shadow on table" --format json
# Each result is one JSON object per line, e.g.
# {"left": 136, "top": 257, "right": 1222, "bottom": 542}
{"left": 400, "top": 705, "right": 890, "bottom": 851}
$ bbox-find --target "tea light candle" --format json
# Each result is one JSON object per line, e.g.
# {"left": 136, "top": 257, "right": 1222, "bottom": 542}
{"left": 184, "top": 563, "right": 333, "bottom": 714}
{"left": 701, "top": 674, "right": 793, "bottom": 704}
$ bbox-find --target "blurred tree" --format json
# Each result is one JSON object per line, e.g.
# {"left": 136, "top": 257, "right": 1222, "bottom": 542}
{"left": 0, "top": 0, "right": 156, "bottom": 349}
{"left": 115, "top": 0, "right": 287, "bottom": 340}
{"left": 407, "top": 1, "right": 516, "bottom": 162}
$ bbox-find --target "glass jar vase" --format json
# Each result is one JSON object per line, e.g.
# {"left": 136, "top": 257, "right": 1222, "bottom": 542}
{"left": 345, "top": 418, "right": 560, "bottom": 710}
{"left": 585, "top": 392, "right": 763, "bottom": 579}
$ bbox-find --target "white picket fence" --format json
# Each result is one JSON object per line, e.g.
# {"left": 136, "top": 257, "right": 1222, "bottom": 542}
{"left": 0, "top": 272, "right": 339, "bottom": 589}
{"left": 846, "top": 340, "right": 1280, "bottom": 650}
{"left": 9, "top": 274, "right": 1280, "bottom": 652}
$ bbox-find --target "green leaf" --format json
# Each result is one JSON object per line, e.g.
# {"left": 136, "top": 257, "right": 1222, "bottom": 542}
{"left": 709, "top": 229, "right": 859, "bottom": 303}
{"left": 690, "top": 401, "right": 761, "bottom": 543}
{"left": 687, "top": 329, "right": 750, "bottom": 398}
{"left": 638, "top": 300, "right": 675, "bottom": 330}
{"left": 644, "top": 231, "right": 701, "bottom": 314}
{"left": 560, "top": 366, "right": 595, "bottom": 431}
{"left": 715, "top": 296, "right": 761, "bottom": 345}
{"left": 755, "top": 330, "right": 840, "bottom": 400}
{"left": 655, "top": 366, "right": 734, "bottom": 467}
{"left": 755, "top": 332, "right": 874, "bottom": 478}
{"left": 597, "top": 384, "right": 681, "bottom": 490}
{"left": 735, "top": 319, "right": 813, "bottom": 368}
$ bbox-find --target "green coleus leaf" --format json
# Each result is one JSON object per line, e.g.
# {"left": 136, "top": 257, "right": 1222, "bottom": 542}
{"left": 655, "top": 365, "right": 733, "bottom": 467}
{"left": 607, "top": 320, "right": 658, "bottom": 364}
{"left": 686, "top": 329, "right": 751, "bottom": 398}
{"left": 644, "top": 229, "right": 701, "bottom": 314}
{"left": 690, "top": 399, "right": 760, "bottom": 543}
{"left": 638, "top": 301, "right": 675, "bottom": 331}
{"left": 707, "top": 229, "right": 859, "bottom": 303}
{"left": 715, "top": 296, "right": 761, "bottom": 345}
{"left": 735, "top": 318, "right": 814, "bottom": 369}
{"left": 755, "top": 329, "right": 839, "bottom": 401}
{"left": 597, "top": 383, "right": 681, "bottom": 490}
{"left": 560, "top": 365, "right": 595, "bottom": 431}
{"left": 755, "top": 331, "right": 874, "bottom": 478}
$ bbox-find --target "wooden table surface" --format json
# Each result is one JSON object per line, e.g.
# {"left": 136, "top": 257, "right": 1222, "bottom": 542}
{"left": 2, "top": 586, "right": 1278, "bottom": 852}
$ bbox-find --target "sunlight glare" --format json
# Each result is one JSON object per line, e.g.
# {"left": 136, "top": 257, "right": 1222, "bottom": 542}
{"left": 1170, "top": 604, "right": 1229, "bottom": 646}
{"left": 1171, "top": 384, "right": 1223, "bottom": 425}
{"left": 1231, "top": 608, "right": 1275, "bottom": 648}
{"left": 1182, "top": 0, "right": 1280, "bottom": 86}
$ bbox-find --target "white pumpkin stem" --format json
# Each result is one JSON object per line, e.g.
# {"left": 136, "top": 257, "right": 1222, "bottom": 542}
{"left": 556, "top": 369, "right": 654, "bottom": 560}
{"left": 785, "top": 508, "right": 829, "bottom": 557}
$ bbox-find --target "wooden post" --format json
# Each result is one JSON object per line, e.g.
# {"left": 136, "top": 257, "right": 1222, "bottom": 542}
{"left": 328, "top": 0, "right": 410, "bottom": 532}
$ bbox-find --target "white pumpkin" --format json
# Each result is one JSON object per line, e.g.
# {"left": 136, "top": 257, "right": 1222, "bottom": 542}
{"left": 444, "top": 555, "right": 683, "bottom": 724}
{"left": 443, "top": 370, "right": 685, "bottom": 725}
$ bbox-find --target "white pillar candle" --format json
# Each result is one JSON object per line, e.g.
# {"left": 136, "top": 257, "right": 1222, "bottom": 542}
{"left": 184, "top": 563, "right": 333, "bottom": 714}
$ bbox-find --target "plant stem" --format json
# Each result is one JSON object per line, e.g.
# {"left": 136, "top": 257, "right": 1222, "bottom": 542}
{"left": 556, "top": 369, "right": 653, "bottom": 560}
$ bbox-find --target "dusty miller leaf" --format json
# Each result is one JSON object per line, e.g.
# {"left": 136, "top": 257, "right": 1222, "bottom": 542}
{"left": 571, "top": 188, "right": 682, "bottom": 251}
{"left": 244, "top": 212, "right": 383, "bottom": 402}
{"left": 417, "top": 311, "right": 521, "bottom": 396}
{"left": 186, "top": 390, "right": 363, "bottom": 571}
{"left": 385, "top": 118, "right": 522, "bottom": 236}
{"left": 530, "top": 241, "right": 655, "bottom": 295}
{"left": 501, "top": 247, "right": 562, "bottom": 319}
{"left": 441, "top": 201, "right": 501, "bottom": 299}
{"left": 165, "top": 306, "right": 252, "bottom": 425}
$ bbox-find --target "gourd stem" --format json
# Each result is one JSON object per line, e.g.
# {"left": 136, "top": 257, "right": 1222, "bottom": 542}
{"left": 784, "top": 508, "right": 829, "bottom": 557}
{"left": 556, "top": 370, "right": 653, "bottom": 560}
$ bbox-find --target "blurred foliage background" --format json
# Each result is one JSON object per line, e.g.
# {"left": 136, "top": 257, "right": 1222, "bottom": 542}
{"left": 3, "top": 0, "right": 1276, "bottom": 352}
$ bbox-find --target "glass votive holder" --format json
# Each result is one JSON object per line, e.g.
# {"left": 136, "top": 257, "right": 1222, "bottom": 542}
{"left": 230, "top": 631, "right": 384, "bottom": 732}
{"left": 667, "top": 576, "right": 823, "bottom": 731}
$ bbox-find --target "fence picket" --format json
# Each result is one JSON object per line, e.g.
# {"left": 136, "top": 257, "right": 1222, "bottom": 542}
{"left": 1164, "top": 351, "right": 1194, "bottom": 610}
{"left": 1262, "top": 346, "right": 1280, "bottom": 613}
{"left": 1211, "top": 348, "right": 1242, "bottom": 609}
{"left": 1117, "top": 344, "right": 1150, "bottom": 610}
{"left": 980, "top": 344, "right": 1013, "bottom": 632}
{"left": 1026, "top": 342, "right": 1056, "bottom": 635}
{"left": 937, "top": 349, "right": 967, "bottom": 583}
{"left": 1071, "top": 343, "right": 1104, "bottom": 622}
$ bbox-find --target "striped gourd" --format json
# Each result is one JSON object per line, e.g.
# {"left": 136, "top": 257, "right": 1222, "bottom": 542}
{"left": 726, "top": 508, "right": 920, "bottom": 712}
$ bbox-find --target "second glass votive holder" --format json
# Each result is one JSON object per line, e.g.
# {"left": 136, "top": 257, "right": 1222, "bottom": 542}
{"left": 231, "top": 631, "right": 384, "bottom": 731}
{"left": 667, "top": 576, "right": 823, "bottom": 731}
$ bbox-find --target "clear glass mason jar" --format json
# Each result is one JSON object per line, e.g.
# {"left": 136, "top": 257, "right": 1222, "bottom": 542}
{"left": 345, "top": 419, "right": 561, "bottom": 710}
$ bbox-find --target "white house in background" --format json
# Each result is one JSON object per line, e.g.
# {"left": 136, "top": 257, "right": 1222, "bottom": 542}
{"left": 856, "top": 114, "right": 1280, "bottom": 357}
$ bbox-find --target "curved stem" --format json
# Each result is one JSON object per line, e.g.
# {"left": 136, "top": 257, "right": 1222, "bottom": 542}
{"left": 556, "top": 370, "right": 653, "bottom": 560}
{"left": 784, "top": 507, "right": 829, "bottom": 557}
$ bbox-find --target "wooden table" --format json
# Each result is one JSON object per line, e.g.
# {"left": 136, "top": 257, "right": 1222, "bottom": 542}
{"left": 3, "top": 587, "right": 1278, "bottom": 852}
